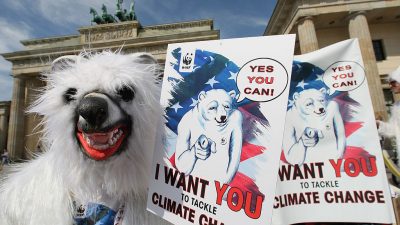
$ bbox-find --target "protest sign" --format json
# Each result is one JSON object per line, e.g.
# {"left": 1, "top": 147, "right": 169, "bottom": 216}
{"left": 273, "top": 39, "right": 396, "bottom": 224}
{"left": 147, "top": 35, "right": 295, "bottom": 225}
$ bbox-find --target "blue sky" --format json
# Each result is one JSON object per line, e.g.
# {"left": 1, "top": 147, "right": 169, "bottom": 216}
{"left": 0, "top": 0, "right": 277, "bottom": 101}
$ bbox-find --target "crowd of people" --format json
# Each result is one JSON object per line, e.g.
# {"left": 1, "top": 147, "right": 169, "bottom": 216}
{"left": 0, "top": 148, "right": 9, "bottom": 171}
{"left": 377, "top": 66, "right": 400, "bottom": 162}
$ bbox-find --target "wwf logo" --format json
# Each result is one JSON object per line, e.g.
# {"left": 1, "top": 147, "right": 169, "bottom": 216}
{"left": 179, "top": 50, "right": 195, "bottom": 72}
{"left": 182, "top": 53, "right": 193, "bottom": 65}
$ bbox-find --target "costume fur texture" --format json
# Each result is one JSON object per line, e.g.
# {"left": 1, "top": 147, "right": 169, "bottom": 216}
{"left": 0, "top": 51, "right": 171, "bottom": 225}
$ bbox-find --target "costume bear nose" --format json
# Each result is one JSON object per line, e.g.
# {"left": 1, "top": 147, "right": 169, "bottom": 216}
{"left": 319, "top": 108, "right": 325, "bottom": 113}
{"left": 78, "top": 96, "right": 108, "bottom": 127}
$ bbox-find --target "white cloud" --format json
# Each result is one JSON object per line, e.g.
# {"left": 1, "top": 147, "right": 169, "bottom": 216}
{"left": 37, "top": 0, "right": 127, "bottom": 27}
{"left": 4, "top": 0, "right": 121, "bottom": 27}
{"left": 0, "top": 66, "right": 13, "bottom": 101}
{"left": 134, "top": 0, "right": 269, "bottom": 38}
{"left": 196, "top": 9, "right": 269, "bottom": 38}
{"left": 135, "top": 0, "right": 182, "bottom": 23}
{"left": 0, "top": 17, "right": 32, "bottom": 101}
{"left": 0, "top": 19, "right": 31, "bottom": 52}
{"left": 0, "top": 59, "right": 11, "bottom": 73}
{"left": 0, "top": 59, "right": 13, "bottom": 101}
{"left": 5, "top": 1, "right": 25, "bottom": 12}
{"left": 239, "top": 16, "right": 269, "bottom": 28}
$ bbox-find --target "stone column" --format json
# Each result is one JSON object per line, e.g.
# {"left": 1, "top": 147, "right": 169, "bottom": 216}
{"left": 348, "top": 11, "right": 388, "bottom": 120}
{"left": 297, "top": 16, "right": 319, "bottom": 54}
{"left": 7, "top": 77, "right": 26, "bottom": 161}
{"left": 0, "top": 102, "right": 10, "bottom": 154}
{"left": 0, "top": 112, "right": 6, "bottom": 153}
{"left": 24, "top": 77, "right": 44, "bottom": 157}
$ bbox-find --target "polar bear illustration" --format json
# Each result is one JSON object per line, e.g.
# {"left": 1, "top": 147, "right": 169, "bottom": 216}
{"left": 175, "top": 89, "right": 243, "bottom": 184}
{"left": 283, "top": 87, "right": 346, "bottom": 165}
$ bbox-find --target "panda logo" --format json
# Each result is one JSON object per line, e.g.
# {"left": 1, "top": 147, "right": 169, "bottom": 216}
{"left": 182, "top": 53, "right": 193, "bottom": 65}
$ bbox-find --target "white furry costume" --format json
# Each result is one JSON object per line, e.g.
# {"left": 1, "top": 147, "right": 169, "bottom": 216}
{"left": 378, "top": 66, "right": 400, "bottom": 153}
{"left": 0, "top": 52, "right": 171, "bottom": 225}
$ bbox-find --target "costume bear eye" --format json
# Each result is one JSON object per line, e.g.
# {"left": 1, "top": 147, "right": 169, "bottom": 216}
{"left": 223, "top": 105, "right": 230, "bottom": 109}
{"left": 117, "top": 86, "right": 135, "bottom": 102}
{"left": 63, "top": 88, "right": 77, "bottom": 103}
{"left": 209, "top": 106, "right": 216, "bottom": 110}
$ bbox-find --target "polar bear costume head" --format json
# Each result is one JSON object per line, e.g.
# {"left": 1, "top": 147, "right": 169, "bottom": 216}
{"left": 0, "top": 51, "right": 172, "bottom": 225}
{"left": 293, "top": 87, "right": 327, "bottom": 117}
{"left": 30, "top": 51, "right": 162, "bottom": 196}
{"left": 196, "top": 89, "right": 237, "bottom": 127}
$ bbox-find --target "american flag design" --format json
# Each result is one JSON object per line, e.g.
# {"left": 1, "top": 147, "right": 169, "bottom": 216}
{"left": 281, "top": 61, "right": 374, "bottom": 164}
{"left": 164, "top": 48, "right": 269, "bottom": 199}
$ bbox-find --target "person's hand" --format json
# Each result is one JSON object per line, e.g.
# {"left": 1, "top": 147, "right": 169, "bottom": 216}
{"left": 376, "top": 120, "right": 381, "bottom": 129}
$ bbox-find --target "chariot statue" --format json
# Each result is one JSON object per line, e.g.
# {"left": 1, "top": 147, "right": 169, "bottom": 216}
{"left": 90, "top": 0, "right": 137, "bottom": 25}
{"left": 128, "top": 1, "right": 137, "bottom": 21}
{"left": 90, "top": 7, "right": 105, "bottom": 24}
{"left": 115, "top": 0, "right": 128, "bottom": 21}
{"left": 101, "top": 4, "right": 116, "bottom": 23}
{"left": 115, "top": 0, "right": 137, "bottom": 22}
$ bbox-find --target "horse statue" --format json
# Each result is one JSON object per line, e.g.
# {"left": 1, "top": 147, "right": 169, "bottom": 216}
{"left": 101, "top": 4, "right": 116, "bottom": 23}
{"left": 128, "top": 1, "right": 137, "bottom": 21}
{"left": 90, "top": 7, "right": 105, "bottom": 24}
{"left": 115, "top": 0, "right": 128, "bottom": 21}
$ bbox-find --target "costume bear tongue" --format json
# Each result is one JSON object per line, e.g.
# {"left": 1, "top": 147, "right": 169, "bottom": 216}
{"left": 86, "top": 132, "right": 113, "bottom": 145}
{"left": 77, "top": 127, "right": 126, "bottom": 160}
